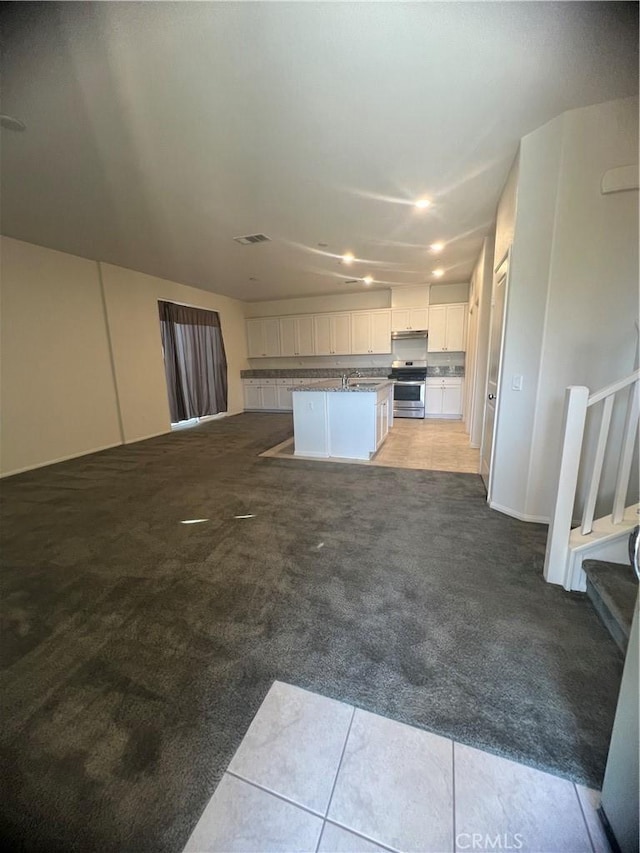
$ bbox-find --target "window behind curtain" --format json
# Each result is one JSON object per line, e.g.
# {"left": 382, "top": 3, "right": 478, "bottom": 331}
{"left": 158, "top": 301, "right": 228, "bottom": 423}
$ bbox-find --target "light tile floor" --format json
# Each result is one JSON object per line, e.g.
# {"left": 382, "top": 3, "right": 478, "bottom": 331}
{"left": 183, "top": 682, "right": 611, "bottom": 853}
{"left": 260, "top": 419, "right": 480, "bottom": 474}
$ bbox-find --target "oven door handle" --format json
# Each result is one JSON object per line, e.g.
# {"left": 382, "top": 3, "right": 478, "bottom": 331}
{"left": 393, "top": 380, "right": 426, "bottom": 385}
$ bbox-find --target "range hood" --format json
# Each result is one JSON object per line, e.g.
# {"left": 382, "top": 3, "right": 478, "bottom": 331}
{"left": 391, "top": 329, "right": 428, "bottom": 340}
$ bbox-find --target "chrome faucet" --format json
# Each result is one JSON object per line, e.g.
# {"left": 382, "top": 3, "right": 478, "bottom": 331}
{"left": 341, "top": 369, "right": 363, "bottom": 388}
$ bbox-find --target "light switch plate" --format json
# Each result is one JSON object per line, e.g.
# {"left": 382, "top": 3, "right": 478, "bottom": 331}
{"left": 512, "top": 374, "right": 523, "bottom": 391}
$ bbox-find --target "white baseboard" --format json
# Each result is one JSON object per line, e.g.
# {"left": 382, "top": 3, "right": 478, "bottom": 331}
{"left": 489, "top": 500, "right": 550, "bottom": 525}
{"left": 125, "top": 429, "right": 172, "bottom": 444}
{"left": 0, "top": 441, "right": 123, "bottom": 478}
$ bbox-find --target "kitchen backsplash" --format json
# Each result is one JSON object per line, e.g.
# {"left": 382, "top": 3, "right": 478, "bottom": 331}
{"left": 241, "top": 364, "right": 464, "bottom": 378}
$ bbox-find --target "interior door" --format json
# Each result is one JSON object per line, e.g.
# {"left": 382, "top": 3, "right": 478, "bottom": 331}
{"left": 480, "top": 250, "right": 510, "bottom": 491}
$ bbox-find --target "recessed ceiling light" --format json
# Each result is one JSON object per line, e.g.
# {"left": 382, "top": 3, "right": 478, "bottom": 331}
{"left": 430, "top": 242, "right": 444, "bottom": 253}
{"left": 414, "top": 199, "right": 431, "bottom": 209}
{"left": 363, "top": 275, "right": 374, "bottom": 285}
{"left": 432, "top": 268, "right": 444, "bottom": 278}
{"left": 249, "top": 277, "right": 258, "bottom": 281}
{"left": 342, "top": 252, "right": 355, "bottom": 265}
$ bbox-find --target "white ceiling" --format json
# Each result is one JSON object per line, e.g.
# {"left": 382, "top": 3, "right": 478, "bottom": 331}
{"left": 1, "top": 2, "right": 637, "bottom": 302}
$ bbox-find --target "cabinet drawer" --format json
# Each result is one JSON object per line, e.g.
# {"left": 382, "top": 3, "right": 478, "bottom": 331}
{"left": 426, "top": 377, "right": 462, "bottom": 387}
{"left": 244, "top": 377, "right": 276, "bottom": 386}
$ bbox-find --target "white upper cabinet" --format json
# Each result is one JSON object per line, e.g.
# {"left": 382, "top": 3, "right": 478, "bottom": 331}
{"left": 246, "top": 308, "right": 390, "bottom": 357}
{"left": 351, "top": 310, "right": 391, "bottom": 354}
{"left": 427, "top": 303, "right": 466, "bottom": 352}
{"left": 391, "top": 307, "right": 429, "bottom": 332}
{"left": 246, "top": 317, "right": 281, "bottom": 358}
{"left": 313, "top": 313, "right": 351, "bottom": 355}
{"left": 279, "top": 316, "right": 315, "bottom": 357}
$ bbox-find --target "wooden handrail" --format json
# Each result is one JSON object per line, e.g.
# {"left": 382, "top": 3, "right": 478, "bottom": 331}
{"left": 588, "top": 369, "right": 640, "bottom": 406}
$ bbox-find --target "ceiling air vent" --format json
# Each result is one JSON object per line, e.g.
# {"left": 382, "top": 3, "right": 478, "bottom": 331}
{"left": 344, "top": 279, "right": 359, "bottom": 284}
{"left": 233, "top": 233, "right": 271, "bottom": 245}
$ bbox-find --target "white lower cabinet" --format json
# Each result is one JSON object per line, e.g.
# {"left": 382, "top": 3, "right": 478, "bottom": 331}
{"left": 243, "top": 384, "right": 263, "bottom": 410}
{"left": 244, "top": 378, "right": 311, "bottom": 411}
{"left": 243, "top": 378, "right": 280, "bottom": 411}
{"left": 425, "top": 377, "right": 463, "bottom": 418}
{"left": 261, "top": 385, "right": 279, "bottom": 409}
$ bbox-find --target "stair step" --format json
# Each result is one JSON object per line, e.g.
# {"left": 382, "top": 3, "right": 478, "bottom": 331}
{"left": 584, "top": 559, "right": 638, "bottom": 653}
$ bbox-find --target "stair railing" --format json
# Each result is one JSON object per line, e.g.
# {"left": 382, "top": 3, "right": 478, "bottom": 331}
{"left": 544, "top": 369, "right": 640, "bottom": 587}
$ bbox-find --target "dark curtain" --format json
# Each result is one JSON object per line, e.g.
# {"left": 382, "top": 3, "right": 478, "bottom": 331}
{"left": 158, "top": 301, "right": 228, "bottom": 422}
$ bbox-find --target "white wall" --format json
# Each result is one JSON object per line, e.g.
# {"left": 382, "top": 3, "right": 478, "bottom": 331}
{"left": 245, "top": 289, "right": 390, "bottom": 317}
{"left": 0, "top": 238, "right": 248, "bottom": 475}
{"left": 0, "top": 237, "right": 122, "bottom": 475}
{"left": 488, "top": 95, "right": 639, "bottom": 522}
{"left": 429, "top": 283, "right": 469, "bottom": 305}
{"left": 391, "top": 286, "right": 430, "bottom": 308}
{"left": 491, "top": 121, "right": 564, "bottom": 520}
{"left": 527, "top": 95, "right": 639, "bottom": 519}
{"left": 101, "top": 263, "right": 248, "bottom": 443}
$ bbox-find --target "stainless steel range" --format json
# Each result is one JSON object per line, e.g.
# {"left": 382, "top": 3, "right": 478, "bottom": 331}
{"left": 388, "top": 359, "right": 427, "bottom": 419}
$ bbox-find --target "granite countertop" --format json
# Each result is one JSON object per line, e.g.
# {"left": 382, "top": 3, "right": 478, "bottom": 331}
{"left": 293, "top": 379, "right": 393, "bottom": 393}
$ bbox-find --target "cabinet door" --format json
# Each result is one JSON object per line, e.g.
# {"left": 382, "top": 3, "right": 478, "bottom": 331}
{"left": 409, "top": 307, "right": 429, "bottom": 330}
{"left": 442, "top": 384, "right": 462, "bottom": 416}
{"left": 244, "top": 385, "right": 263, "bottom": 409}
{"left": 261, "top": 385, "right": 278, "bottom": 409}
{"left": 332, "top": 314, "right": 352, "bottom": 354}
{"left": 263, "top": 318, "right": 281, "bottom": 357}
{"left": 445, "top": 304, "right": 466, "bottom": 352}
{"left": 246, "top": 319, "right": 266, "bottom": 358}
{"left": 296, "top": 316, "right": 315, "bottom": 356}
{"left": 314, "top": 315, "right": 333, "bottom": 355}
{"left": 351, "top": 313, "right": 371, "bottom": 354}
{"left": 425, "top": 385, "right": 443, "bottom": 415}
{"left": 279, "top": 317, "right": 297, "bottom": 357}
{"left": 391, "top": 309, "right": 411, "bottom": 332}
{"left": 427, "top": 306, "right": 447, "bottom": 352}
{"left": 370, "top": 311, "right": 391, "bottom": 353}
{"left": 276, "top": 384, "right": 293, "bottom": 411}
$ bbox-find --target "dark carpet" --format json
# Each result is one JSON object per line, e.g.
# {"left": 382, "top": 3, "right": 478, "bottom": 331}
{"left": 0, "top": 413, "right": 623, "bottom": 853}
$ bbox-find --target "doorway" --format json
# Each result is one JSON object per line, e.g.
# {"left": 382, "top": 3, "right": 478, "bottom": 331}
{"left": 480, "top": 249, "right": 510, "bottom": 493}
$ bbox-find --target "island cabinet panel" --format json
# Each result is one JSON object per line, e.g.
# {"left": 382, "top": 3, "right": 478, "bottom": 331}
{"left": 313, "top": 313, "right": 351, "bottom": 355}
{"left": 292, "top": 381, "right": 394, "bottom": 460}
{"left": 375, "top": 394, "right": 390, "bottom": 448}
{"left": 292, "top": 392, "right": 329, "bottom": 456}
{"left": 279, "top": 316, "right": 315, "bottom": 357}
{"left": 247, "top": 317, "right": 281, "bottom": 358}
{"left": 427, "top": 303, "right": 466, "bottom": 352}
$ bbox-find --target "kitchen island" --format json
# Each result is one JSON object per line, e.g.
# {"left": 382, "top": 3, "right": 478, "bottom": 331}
{"left": 292, "top": 379, "right": 394, "bottom": 460}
